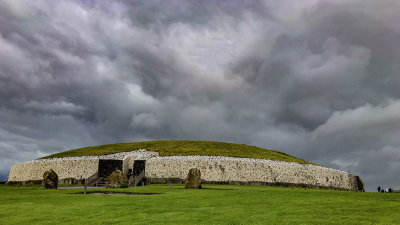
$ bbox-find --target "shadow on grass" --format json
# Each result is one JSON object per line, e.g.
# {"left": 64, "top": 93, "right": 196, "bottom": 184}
{"left": 198, "top": 187, "right": 235, "bottom": 191}
{"left": 73, "top": 191, "right": 163, "bottom": 196}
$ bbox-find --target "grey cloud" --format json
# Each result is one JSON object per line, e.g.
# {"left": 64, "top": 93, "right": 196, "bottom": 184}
{"left": 122, "top": 0, "right": 267, "bottom": 29}
{"left": 311, "top": 101, "right": 400, "bottom": 157}
{"left": 0, "top": 0, "right": 399, "bottom": 191}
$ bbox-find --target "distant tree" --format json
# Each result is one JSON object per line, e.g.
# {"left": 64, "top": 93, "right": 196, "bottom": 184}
{"left": 381, "top": 189, "right": 384, "bottom": 193}
{"left": 389, "top": 188, "right": 393, "bottom": 193}
{"left": 377, "top": 186, "right": 381, "bottom": 192}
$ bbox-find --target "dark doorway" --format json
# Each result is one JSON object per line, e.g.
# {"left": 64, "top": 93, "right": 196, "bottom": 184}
{"left": 98, "top": 159, "right": 123, "bottom": 177}
{"left": 133, "top": 160, "right": 146, "bottom": 176}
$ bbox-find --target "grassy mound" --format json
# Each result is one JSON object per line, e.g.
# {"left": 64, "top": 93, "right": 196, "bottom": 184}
{"left": 41, "top": 140, "right": 313, "bottom": 164}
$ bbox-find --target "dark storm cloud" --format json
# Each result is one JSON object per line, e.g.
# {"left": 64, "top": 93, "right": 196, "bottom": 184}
{"left": 1, "top": 0, "right": 399, "bottom": 191}
{"left": 122, "top": 0, "right": 267, "bottom": 29}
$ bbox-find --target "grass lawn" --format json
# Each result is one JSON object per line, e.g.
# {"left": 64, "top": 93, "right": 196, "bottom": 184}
{"left": 1, "top": 184, "right": 398, "bottom": 224}
{"left": 41, "top": 140, "right": 314, "bottom": 165}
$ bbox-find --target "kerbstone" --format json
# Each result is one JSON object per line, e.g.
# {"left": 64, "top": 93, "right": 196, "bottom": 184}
{"left": 43, "top": 169, "right": 58, "bottom": 189}
{"left": 185, "top": 168, "right": 201, "bottom": 189}
{"left": 107, "top": 170, "right": 128, "bottom": 188}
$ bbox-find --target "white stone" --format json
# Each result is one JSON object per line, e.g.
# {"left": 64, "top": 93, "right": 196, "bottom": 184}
{"left": 7, "top": 150, "right": 361, "bottom": 190}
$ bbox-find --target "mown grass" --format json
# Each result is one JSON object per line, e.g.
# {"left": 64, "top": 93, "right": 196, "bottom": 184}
{"left": 1, "top": 184, "right": 399, "bottom": 224}
{"left": 42, "top": 140, "right": 313, "bottom": 164}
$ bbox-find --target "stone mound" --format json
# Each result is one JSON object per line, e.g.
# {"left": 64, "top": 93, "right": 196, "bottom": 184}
{"left": 185, "top": 168, "right": 202, "bottom": 189}
{"left": 43, "top": 169, "right": 58, "bottom": 189}
{"left": 107, "top": 170, "right": 128, "bottom": 188}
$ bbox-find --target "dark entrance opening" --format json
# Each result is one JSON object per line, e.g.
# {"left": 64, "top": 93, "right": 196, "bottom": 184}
{"left": 132, "top": 160, "right": 146, "bottom": 176}
{"left": 98, "top": 159, "right": 123, "bottom": 177}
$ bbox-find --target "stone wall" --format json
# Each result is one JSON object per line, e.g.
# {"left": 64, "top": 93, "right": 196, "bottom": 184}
{"left": 8, "top": 159, "right": 99, "bottom": 181}
{"left": 145, "top": 156, "right": 362, "bottom": 191}
{"left": 122, "top": 155, "right": 138, "bottom": 174}
{"left": 7, "top": 149, "right": 157, "bottom": 182}
{"left": 121, "top": 150, "right": 158, "bottom": 174}
{"left": 7, "top": 150, "right": 363, "bottom": 191}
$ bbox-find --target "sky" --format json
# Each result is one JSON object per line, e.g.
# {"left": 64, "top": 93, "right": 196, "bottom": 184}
{"left": 1, "top": 0, "right": 399, "bottom": 191}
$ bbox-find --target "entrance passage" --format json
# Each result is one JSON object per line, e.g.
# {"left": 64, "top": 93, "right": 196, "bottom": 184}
{"left": 98, "top": 159, "right": 123, "bottom": 177}
{"left": 128, "top": 160, "right": 146, "bottom": 187}
{"left": 86, "top": 159, "right": 123, "bottom": 187}
{"left": 133, "top": 160, "right": 145, "bottom": 176}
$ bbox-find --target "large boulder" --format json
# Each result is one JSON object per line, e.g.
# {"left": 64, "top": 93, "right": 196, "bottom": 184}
{"left": 107, "top": 170, "right": 128, "bottom": 188}
{"left": 185, "top": 168, "right": 202, "bottom": 189}
{"left": 43, "top": 169, "right": 58, "bottom": 189}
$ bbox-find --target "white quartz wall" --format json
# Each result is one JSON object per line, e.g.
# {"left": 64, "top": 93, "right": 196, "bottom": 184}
{"left": 122, "top": 150, "right": 159, "bottom": 174}
{"left": 122, "top": 155, "right": 138, "bottom": 174}
{"left": 7, "top": 150, "right": 360, "bottom": 190}
{"left": 7, "top": 149, "right": 159, "bottom": 181}
{"left": 146, "top": 156, "right": 359, "bottom": 190}
{"left": 8, "top": 159, "right": 99, "bottom": 181}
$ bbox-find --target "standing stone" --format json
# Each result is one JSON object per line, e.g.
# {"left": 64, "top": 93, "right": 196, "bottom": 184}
{"left": 185, "top": 168, "right": 202, "bottom": 189}
{"left": 107, "top": 170, "right": 128, "bottom": 188}
{"left": 43, "top": 169, "right": 58, "bottom": 189}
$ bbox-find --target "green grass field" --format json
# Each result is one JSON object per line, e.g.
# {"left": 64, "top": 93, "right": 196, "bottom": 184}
{"left": 41, "top": 140, "right": 314, "bottom": 165}
{"left": 1, "top": 184, "right": 398, "bottom": 224}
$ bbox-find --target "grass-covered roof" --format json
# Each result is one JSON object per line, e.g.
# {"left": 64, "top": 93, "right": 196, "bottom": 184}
{"left": 42, "top": 140, "right": 314, "bottom": 165}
